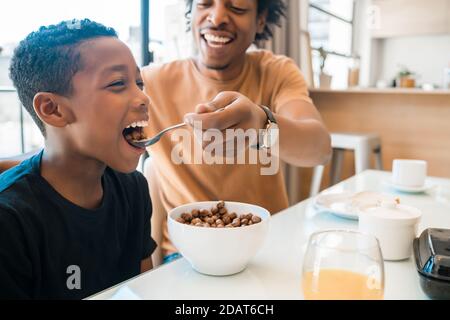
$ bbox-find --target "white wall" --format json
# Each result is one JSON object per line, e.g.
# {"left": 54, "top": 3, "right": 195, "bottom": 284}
{"left": 353, "top": 0, "right": 373, "bottom": 87}
{"left": 375, "top": 35, "right": 450, "bottom": 87}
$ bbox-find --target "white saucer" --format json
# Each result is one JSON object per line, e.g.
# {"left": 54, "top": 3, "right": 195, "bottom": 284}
{"left": 313, "top": 191, "right": 398, "bottom": 221}
{"left": 384, "top": 179, "right": 434, "bottom": 194}
{"left": 313, "top": 191, "right": 358, "bottom": 220}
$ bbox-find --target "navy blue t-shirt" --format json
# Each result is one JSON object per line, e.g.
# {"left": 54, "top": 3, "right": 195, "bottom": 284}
{"left": 0, "top": 151, "right": 156, "bottom": 299}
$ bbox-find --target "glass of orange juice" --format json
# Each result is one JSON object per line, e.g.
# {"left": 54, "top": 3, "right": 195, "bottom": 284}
{"left": 302, "top": 230, "right": 384, "bottom": 300}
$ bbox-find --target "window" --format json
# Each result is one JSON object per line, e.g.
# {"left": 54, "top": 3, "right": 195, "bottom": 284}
{"left": 308, "top": 0, "right": 356, "bottom": 88}
{"left": 0, "top": 0, "right": 141, "bottom": 157}
{"left": 149, "top": 0, "right": 194, "bottom": 64}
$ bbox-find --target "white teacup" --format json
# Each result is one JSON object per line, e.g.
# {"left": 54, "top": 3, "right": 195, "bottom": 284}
{"left": 392, "top": 159, "right": 427, "bottom": 187}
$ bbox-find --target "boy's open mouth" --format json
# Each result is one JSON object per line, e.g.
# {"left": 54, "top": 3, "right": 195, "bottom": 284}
{"left": 122, "top": 121, "right": 149, "bottom": 147}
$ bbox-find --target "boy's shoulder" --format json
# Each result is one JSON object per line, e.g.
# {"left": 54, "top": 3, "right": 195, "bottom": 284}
{"left": 0, "top": 154, "right": 150, "bottom": 215}
{"left": 0, "top": 154, "right": 38, "bottom": 198}
{"left": 0, "top": 155, "right": 41, "bottom": 228}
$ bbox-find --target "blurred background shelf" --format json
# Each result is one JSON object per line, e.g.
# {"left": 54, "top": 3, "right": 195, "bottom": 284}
{"left": 309, "top": 87, "right": 450, "bottom": 95}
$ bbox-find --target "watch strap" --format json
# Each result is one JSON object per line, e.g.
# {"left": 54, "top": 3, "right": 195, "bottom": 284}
{"left": 260, "top": 105, "right": 277, "bottom": 124}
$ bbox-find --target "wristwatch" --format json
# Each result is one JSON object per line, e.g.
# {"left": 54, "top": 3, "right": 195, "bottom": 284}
{"left": 256, "top": 105, "right": 279, "bottom": 150}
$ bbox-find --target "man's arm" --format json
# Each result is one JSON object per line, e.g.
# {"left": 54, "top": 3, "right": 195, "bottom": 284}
{"left": 0, "top": 160, "right": 21, "bottom": 174}
{"left": 274, "top": 99, "right": 332, "bottom": 167}
{"left": 184, "top": 92, "right": 331, "bottom": 168}
{"left": 139, "top": 177, "right": 156, "bottom": 274}
{"left": 140, "top": 256, "right": 153, "bottom": 273}
{"left": 0, "top": 149, "right": 42, "bottom": 174}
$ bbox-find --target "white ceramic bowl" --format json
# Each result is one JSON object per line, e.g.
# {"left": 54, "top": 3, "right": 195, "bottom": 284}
{"left": 168, "top": 201, "right": 270, "bottom": 276}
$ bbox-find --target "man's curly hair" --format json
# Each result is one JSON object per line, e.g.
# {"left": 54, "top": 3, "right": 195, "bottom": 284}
{"left": 185, "top": 0, "right": 287, "bottom": 42}
{"left": 9, "top": 19, "right": 117, "bottom": 136}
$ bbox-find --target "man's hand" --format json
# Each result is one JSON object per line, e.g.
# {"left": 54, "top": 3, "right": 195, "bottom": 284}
{"left": 184, "top": 91, "right": 267, "bottom": 133}
{"left": 183, "top": 92, "right": 267, "bottom": 152}
{"left": 140, "top": 256, "right": 153, "bottom": 273}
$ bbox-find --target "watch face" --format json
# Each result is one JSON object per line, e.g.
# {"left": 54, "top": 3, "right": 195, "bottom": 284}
{"left": 263, "top": 123, "right": 279, "bottom": 148}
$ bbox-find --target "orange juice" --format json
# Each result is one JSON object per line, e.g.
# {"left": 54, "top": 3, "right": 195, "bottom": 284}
{"left": 302, "top": 269, "right": 384, "bottom": 300}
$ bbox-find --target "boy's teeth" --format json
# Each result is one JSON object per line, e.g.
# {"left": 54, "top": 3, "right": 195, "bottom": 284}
{"left": 126, "top": 121, "right": 149, "bottom": 129}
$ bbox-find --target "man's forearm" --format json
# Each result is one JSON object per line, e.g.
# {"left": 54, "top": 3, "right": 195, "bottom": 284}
{"left": 0, "top": 148, "right": 42, "bottom": 173}
{"left": 275, "top": 114, "right": 332, "bottom": 167}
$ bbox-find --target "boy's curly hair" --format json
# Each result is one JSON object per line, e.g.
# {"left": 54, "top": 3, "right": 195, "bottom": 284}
{"left": 9, "top": 19, "right": 117, "bottom": 136}
{"left": 185, "top": 0, "right": 286, "bottom": 41}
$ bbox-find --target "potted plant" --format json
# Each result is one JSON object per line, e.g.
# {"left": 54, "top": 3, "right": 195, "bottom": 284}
{"left": 397, "top": 66, "right": 416, "bottom": 88}
{"left": 317, "top": 47, "right": 332, "bottom": 88}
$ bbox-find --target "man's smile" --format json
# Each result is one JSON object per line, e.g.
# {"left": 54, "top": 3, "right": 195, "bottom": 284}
{"left": 200, "top": 29, "right": 235, "bottom": 49}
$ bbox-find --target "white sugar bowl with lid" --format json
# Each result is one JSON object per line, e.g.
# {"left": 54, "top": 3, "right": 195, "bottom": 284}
{"left": 358, "top": 202, "right": 422, "bottom": 261}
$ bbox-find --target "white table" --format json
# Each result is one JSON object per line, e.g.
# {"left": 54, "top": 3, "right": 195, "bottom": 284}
{"left": 90, "top": 170, "right": 450, "bottom": 300}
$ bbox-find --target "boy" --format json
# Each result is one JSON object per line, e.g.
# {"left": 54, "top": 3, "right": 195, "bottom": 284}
{"left": 0, "top": 19, "right": 156, "bottom": 299}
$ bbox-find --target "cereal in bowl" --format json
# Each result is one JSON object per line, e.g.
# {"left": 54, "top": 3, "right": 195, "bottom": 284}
{"left": 176, "top": 201, "right": 262, "bottom": 228}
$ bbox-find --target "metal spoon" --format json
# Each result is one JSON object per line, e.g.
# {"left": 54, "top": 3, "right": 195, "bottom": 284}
{"left": 130, "top": 107, "right": 225, "bottom": 148}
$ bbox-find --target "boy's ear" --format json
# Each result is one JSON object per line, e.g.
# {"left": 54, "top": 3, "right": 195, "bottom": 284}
{"left": 33, "top": 92, "right": 75, "bottom": 128}
{"left": 256, "top": 9, "right": 268, "bottom": 34}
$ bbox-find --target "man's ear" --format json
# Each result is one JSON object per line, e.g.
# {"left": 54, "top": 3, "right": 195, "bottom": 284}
{"left": 256, "top": 10, "right": 268, "bottom": 34}
{"left": 33, "top": 92, "right": 75, "bottom": 128}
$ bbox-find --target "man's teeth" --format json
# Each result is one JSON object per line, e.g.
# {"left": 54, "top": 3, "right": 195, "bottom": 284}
{"left": 204, "top": 34, "right": 231, "bottom": 44}
{"left": 126, "top": 121, "right": 149, "bottom": 129}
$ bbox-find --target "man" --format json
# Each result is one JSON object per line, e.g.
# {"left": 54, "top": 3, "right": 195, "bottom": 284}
{"left": 142, "top": 0, "right": 331, "bottom": 262}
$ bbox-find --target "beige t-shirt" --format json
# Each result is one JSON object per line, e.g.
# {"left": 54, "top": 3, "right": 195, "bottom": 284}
{"left": 142, "top": 50, "right": 312, "bottom": 254}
